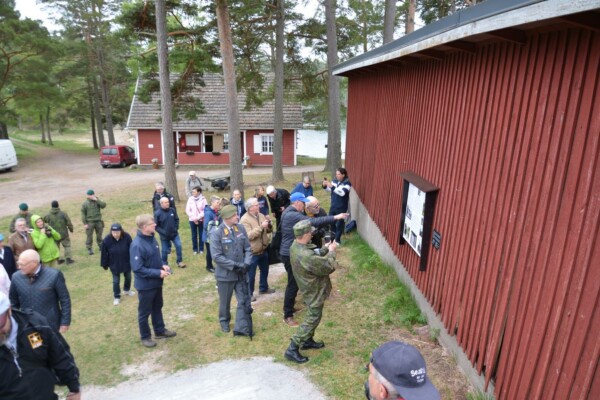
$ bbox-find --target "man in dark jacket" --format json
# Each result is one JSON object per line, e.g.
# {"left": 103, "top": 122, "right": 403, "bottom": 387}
{"left": 44, "top": 200, "right": 75, "bottom": 265}
{"left": 154, "top": 197, "right": 186, "bottom": 268}
{"left": 210, "top": 205, "right": 253, "bottom": 335}
{"left": 266, "top": 185, "right": 290, "bottom": 229}
{"left": 131, "top": 214, "right": 177, "bottom": 348}
{"left": 101, "top": 223, "right": 134, "bottom": 306}
{"left": 152, "top": 182, "right": 176, "bottom": 212}
{"left": 9, "top": 249, "right": 71, "bottom": 334}
{"left": 0, "top": 292, "right": 81, "bottom": 400}
{"left": 279, "top": 192, "right": 346, "bottom": 327}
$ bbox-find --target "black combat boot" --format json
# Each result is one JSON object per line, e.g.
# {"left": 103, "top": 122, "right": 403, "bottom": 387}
{"left": 301, "top": 338, "right": 325, "bottom": 350}
{"left": 284, "top": 340, "right": 309, "bottom": 363}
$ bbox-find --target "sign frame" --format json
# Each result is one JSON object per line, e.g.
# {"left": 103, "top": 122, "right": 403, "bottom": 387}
{"left": 398, "top": 172, "right": 439, "bottom": 272}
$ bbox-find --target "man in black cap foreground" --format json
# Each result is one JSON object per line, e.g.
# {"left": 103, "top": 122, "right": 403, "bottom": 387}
{"left": 284, "top": 219, "right": 337, "bottom": 364}
{"left": 210, "top": 204, "right": 253, "bottom": 336}
{"left": 365, "top": 341, "right": 440, "bottom": 400}
{"left": 0, "top": 291, "right": 81, "bottom": 400}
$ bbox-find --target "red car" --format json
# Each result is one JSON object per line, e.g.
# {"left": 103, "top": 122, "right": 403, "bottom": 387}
{"left": 100, "top": 145, "right": 137, "bottom": 168}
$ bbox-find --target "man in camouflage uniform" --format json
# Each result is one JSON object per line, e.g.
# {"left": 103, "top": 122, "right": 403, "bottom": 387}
{"left": 284, "top": 219, "right": 338, "bottom": 364}
{"left": 81, "top": 189, "right": 106, "bottom": 255}
{"left": 210, "top": 205, "right": 253, "bottom": 336}
{"left": 44, "top": 200, "right": 75, "bottom": 265}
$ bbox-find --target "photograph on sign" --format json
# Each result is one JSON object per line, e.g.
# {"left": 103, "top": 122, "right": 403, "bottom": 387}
{"left": 403, "top": 183, "right": 426, "bottom": 256}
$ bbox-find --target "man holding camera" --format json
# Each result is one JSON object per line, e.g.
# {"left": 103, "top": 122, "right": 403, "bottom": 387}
{"left": 131, "top": 214, "right": 177, "bottom": 348}
{"left": 240, "top": 197, "right": 274, "bottom": 302}
{"left": 280, "top": 192, "right": 346, "bottom": 327}
{"left": 284, "top": 219, "right": 337, "bottom": 364}
{"left": 210, "top": 205, "right": 253, "bottom": 336}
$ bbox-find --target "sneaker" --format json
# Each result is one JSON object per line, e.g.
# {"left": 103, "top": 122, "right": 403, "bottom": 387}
{"left": 199, "top": 251, "right": 204, "bottom": 255}
{"left": 124, "top": 290, "right": 136, "bottom": 296}
{"left": 177, "top": 262, "right": 187, "bottom": 268}
{"left": 58, "top": 259, "right": 65, "bottom": 265}
{"left": 259, "top": 288, "right": 275, "bottom": 295}
{"left": 251, "top": 295, "right": 257, "bottom": 302}
{"left": 66, "top": 258, "right": 75, "bottom": 264}
{"left": 284, "top": 317, "right": 299, "bottom": 327}
{"left": 87, "top": 249, "right": 94, "bottom": 255}
{"left": 155, "top": 329, "right": 177, "bottom": 339}
{"left": 206, "top": 267, "right": 215, "bottom": 273}
{"left": 193, "top": 251, "right": 198, "bottom": 255}
{"left": 113, "top": 298, "right": 120, "bottom": 306}
{"left": 141, "top": 338, "right": 157, "bottom": 348}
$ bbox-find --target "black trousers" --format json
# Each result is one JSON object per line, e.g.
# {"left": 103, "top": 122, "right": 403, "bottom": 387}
{"left": 281, "top": 255, "right": 298, "bottom": 319}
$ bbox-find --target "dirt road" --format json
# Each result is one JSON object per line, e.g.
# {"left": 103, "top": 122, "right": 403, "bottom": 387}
{"left": 0, "top": 140, "right": 319, "bottom": 218}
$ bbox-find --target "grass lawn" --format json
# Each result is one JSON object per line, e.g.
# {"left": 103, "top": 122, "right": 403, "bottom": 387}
{"left": 1, "top": 143, "right": 473, "bottom": 399}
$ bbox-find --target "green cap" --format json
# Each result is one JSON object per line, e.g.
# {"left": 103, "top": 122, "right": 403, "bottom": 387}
{"left": 293, "top": 219, "right": 314, "bottom": 237}
{"left": 86, "top": 189, "right": 95, "bottom": 195}
{"left": 19, "top": 203, "right": 28, "bottom": 211}
{"left": 219, "top": 205, "right": 237, "bottom": 219}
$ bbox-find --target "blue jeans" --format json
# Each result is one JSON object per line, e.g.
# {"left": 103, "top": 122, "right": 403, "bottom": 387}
{"left": 112, "top": 270, "right": 132, "bottom": 299}
{"left": 188, "top": 221, "right": 204, "bottom": 253}
{"left": 160, "top": 235, "right": 183, "bottom": 264}
{"left": 137, "top": 287, "right": 166, "bottom": 340}
{"left": 329, "top": 210, "right": 346, "bottom": 244}
{"left": 247, "top": 252, "right": 269, "bottom": 295}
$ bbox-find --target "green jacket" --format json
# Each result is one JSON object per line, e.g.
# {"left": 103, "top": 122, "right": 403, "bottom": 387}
{"left": 290, "top": 241, "right": 337, "bottom": 309}
{"left": 44, "top": 207, "right": 74, "bottom": 239}
{"left": 81, "top": 198, "right": 106, "bottom": 224}
{"left": 30, "top": 214, "right": 61, "bottom": 263}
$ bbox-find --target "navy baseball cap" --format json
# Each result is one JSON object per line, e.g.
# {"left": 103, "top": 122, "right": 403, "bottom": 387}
{"left": 371, "top": 341, "right": 440, "bottom": 400}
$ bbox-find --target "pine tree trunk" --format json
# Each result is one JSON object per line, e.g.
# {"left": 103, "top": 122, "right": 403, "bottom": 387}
{"left": 46, "top": 106, "right": 53, "bottom": 145}
{"left": 91, "top": 77, "right": 106, "bottom": 148}
{"left": 324, "top": 0, "right": 342, "bottom": 176}
{"left": 271, "top": 0, "right": 285, "bottom": 182}
{"left": 96, "top": 47, "right": 116, "bottom": 145}
{"left": 383, "top": 0, "right": 396, "bottom": 44}
{"left": 88, "top": 79, "right": 99, "bottom": 149}
{"left": 0, "top": 122, "right": 8, "bottom": 139}
{"left": 216, "top": 0, "right": 243, "bottom": 194}
{"left": 155, "top": 0, "right": 179, "bottom": 201}
{"left": 40, "top": 114, "right": 46, "bottom": 143}
{"left": 406, "top": 0, "right": 416, "bottom": 34}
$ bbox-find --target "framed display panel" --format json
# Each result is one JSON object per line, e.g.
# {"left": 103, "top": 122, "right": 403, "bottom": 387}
{"left": 398, "top": 172, "right": 439, "bottom": 271}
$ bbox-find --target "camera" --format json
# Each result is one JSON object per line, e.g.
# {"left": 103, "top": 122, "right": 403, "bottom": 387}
{"left": 267, "top": 220, "right": 272, "bottom": 229}
{"left": 44, "top": 225, "right": 53, "bottom": 238}
{"left": 323, "top": 232, "right": 333, "bottom": 245}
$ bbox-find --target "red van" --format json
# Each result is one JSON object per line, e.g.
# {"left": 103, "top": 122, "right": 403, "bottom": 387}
{"left": 100, "top": 145, "right": 137, "bottom": 168}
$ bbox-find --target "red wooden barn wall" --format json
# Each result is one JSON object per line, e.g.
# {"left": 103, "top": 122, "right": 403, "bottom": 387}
{"left": 345, "top": 27, "right": 599, "bottom": 399}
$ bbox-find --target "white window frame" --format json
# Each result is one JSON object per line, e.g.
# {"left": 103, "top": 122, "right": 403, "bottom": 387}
{"left": 254, "top": 133, "right": 274, "bottom": 155}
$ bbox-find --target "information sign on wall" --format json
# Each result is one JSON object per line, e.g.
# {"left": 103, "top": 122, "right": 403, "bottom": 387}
{"left": 398, "top": 172, "right": 439, "bottom": 271}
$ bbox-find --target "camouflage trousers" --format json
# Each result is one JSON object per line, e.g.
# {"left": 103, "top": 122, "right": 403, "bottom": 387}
{"left": 85, "top": 221, "right": 104, "bottom": 250}
{"left": 57, "top": 237, "right": 72, "bottom": 259}
{"left": 291, "top": 305, "right": 323, "bottom": 346}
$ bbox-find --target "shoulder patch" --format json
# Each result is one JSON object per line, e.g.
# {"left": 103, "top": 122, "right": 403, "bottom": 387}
{"left": 28, "top": 332, "right": 43, "bottom": 349}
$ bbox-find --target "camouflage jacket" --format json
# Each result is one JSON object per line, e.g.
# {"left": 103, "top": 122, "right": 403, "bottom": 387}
{"left": 290, "top": 241, "right": 337, "bottom": 309}
{"left": 44, "top": 207, "right": 74, "bottom": 239}
{"left": 81, "top": 198, "right": 106, "bottom": 224}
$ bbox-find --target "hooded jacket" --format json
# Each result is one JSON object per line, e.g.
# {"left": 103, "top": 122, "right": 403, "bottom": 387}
{"left": 186, "top": 194, "right": 206, "bottom": 222}
{"left": 30, "top": 215, "right": 61, "bottom": 263}
{"left": 43, "top": 207, "right": 73, "bottom": 239}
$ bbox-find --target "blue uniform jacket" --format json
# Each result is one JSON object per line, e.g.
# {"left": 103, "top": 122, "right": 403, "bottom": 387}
{"left": 130, "top": 230, "right": 164, "bottom": 291}
{"left": 154, "top": 207, "right": 180, "bottom": 241}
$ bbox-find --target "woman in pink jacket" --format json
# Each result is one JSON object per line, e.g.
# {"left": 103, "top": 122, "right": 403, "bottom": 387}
{"left": 185, "top": 186, "right": 207, "bottom": 255}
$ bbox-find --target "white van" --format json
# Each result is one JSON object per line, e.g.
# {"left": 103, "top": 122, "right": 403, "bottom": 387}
{"left": 0, "top": 139, "right": 18, "bottom": 171}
